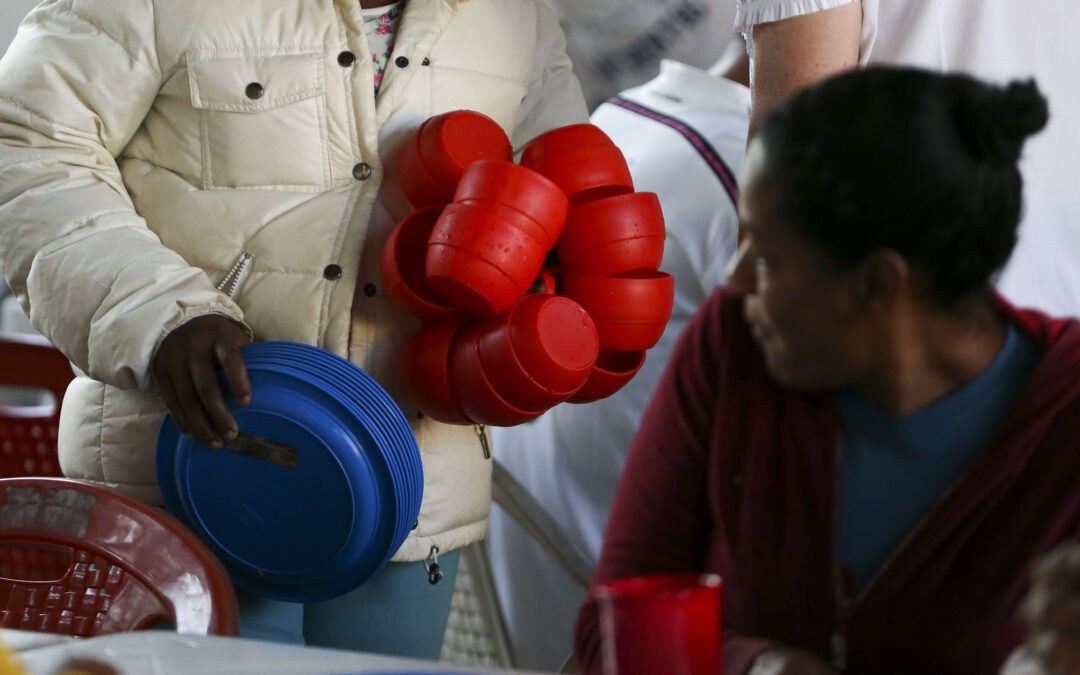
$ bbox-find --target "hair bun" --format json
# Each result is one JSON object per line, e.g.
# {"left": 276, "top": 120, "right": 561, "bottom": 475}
{"left": 1001, "top": 79, "right": 1049, "bottom": 141}
{"left": 969, "top": 79, "right": 1049, "bottom": 164}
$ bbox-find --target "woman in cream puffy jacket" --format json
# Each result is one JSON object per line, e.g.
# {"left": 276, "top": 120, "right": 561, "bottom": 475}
{"left": 0, "top": 0, "right": 587, "bottom": 653}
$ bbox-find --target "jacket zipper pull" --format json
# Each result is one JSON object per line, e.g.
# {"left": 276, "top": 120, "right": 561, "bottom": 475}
{"left": 475, "top": 424, "right": 490, "bottom": 459}
{"left": 217, "top": 251, "right": 255, "bottom": 299}
{"left": 423, "top": 545, "right": 444, "bottom": 585}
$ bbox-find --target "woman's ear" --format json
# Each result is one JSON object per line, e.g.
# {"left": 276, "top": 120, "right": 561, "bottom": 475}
{"left": 851, "top": 249, "right": 909, "bottom": 312}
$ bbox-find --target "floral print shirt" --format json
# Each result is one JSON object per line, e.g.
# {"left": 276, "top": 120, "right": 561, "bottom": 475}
{"left": 362, "top": 2, "right": 404, "bottom": 96}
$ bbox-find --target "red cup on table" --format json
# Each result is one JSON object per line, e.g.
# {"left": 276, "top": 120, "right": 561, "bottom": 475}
{"left": 560, "top": 270, "right": 675, "bottom": 351}
{"left": 568, "top": 348, "right": 646, "bottom": 404}
{"left": 381, "top": 207, "right": 464, "bottom": 322}
{"left": 558, "top": 192, "right": 666, "bottom": 276}
{"left": 399, "top": 319, "right": 473, "bottom": 425}
{"left": 520, "top": 124, "right": 634, "bottom": 205}
{"left": 426, "top": 201, "right": 547, "bottom": 316}
{"left": 448, "top": 327, "right": 544, "bottom": 427}
{"left": 397, "top": 111, "right": 513, "bottom": 207}
{"left": 454, "top": 159, "right": 570, "bottom": 250}
{"left": 596, "top": 573, "right": 724, "bottom": 675}
{"left": 473, "top": 293, "right": 599, "bottom": 411}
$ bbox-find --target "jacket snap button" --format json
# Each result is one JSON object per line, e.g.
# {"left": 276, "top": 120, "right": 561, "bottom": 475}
{"left": 245, "top": 82, "right": 264, "bottom": 99}
{"left": 323, "top": 264, "right": 343, "bottom": 280}
{"left": 395, "top": 55, "right": 410, "bottom": 69}
{"left": 421, "top": 57, "right": 431, "bottom": 66}
{"left": 337, "top": 51, "right": 357, "bottom": 67}
{"left": 363, "top": 283, "right": 377, "bottom": 297}
{"left": 352, "top": 162, "right": 372, "bottom": 181}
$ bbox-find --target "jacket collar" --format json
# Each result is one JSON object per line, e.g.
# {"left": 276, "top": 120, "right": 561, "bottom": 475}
{"left": 990, "top": 291, "right": 1080, "bottom": 446}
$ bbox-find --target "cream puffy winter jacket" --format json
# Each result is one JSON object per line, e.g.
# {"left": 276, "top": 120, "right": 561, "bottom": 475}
{"left": 0, "top": 0, "right": 588, "bottom": 561}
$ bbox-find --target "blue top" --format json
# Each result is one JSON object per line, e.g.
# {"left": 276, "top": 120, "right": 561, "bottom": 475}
{"left": 838, "top": 324, "right": 1040, "bottom": 586}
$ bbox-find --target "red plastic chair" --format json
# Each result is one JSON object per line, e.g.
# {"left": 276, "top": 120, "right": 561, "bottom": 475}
{"left": 0, "top": 332, "right": 74, "bottom": 477}
{"left": 0, "top": 477, "right": 239, "bottom": 637}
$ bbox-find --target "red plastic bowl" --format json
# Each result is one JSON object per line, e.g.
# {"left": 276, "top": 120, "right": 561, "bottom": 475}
{"left": 568, "top": 349, "right": 646, "bottom": 403}
{"left": 520, "top": 124, "right": 634, "bottom": 205}
{"left": 400, "top": 319, "right": 474, "bottom": 424}
{"left": 455, "top": 199, "right": 558, "bottom": 255}
{"left": 560, "top": 271, "right": 675, "bottom": 351}
{"left": 449, "top": 329, "right": 544, "bottom": 427}
{"left": 381, "top": 207, "right": 464, "bottom": 322}
{"left": 557, "top": 192, "right": 666, "bottom": 276}
{"left": 397, "top": 111, "right": 512, "bottom": 207}
{"left": 396, "top": 130, "right": 451, "bottom": 208}
{"left": 454, "top": 160, "right": 569, "bottom": 249}
{"left": 427, "top": 202, "right": 547, "bottom": 315}
{"left": 419, "top": 112, "right": 513, "bottom": 188}
{"left": 507, "top": 294, "right": 598, "bottom": 392}
{"left": 474, "top": 294, "right": 598, "bottom": 410}
{"left": 521, "top": 123, "right": 615, "bottom": 157}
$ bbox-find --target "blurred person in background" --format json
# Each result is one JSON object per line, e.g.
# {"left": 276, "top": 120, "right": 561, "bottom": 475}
{"left": 553, "top": 0, "right": 737, "bottom": 109}
{"left": 0, "top": 0, "right": 587, "bottom": 657}
{"left": 737, "top": 0, "right": 1080, "bottom": 319}
{"left": 487, "top": 38, "right": 750, "bottom": 672}
{"left": 574, "top": 67, "right": 1080, "bottom": 675}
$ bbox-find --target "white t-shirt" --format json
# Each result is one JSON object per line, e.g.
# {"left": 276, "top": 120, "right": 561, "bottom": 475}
{"left": 487, "top": 60, "right": 750, "bottom": 672}
{"left": 735, "top": 0, "right": 1080, "bottom": 318}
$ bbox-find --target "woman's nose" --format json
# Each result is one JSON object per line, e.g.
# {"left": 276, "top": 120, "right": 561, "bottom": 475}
{"left": 726, "top": 239, "right": 756, "bottom": 295}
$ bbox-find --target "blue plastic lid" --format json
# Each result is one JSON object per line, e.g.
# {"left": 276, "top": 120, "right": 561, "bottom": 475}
{"left": 157, "top": 342, "right": 423, "bottom": 602}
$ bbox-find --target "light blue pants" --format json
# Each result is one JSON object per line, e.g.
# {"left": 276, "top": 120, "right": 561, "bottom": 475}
{"left": 235, "top": 549, "right": 461, "bottom": 660}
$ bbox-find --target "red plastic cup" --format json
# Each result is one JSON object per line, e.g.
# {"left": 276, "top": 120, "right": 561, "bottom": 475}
{"left": 399, "top": 319, "right": 474, "bottom": 425}
{"left": 473, "top": 293, "right": 598, "bottom": 410}
{"left": 560, "top": 270, "right": 675, "bottom": 351}
{"left": 448, "top": 329, "right": 544, "bottom": 427}
{"left": 557, "top": 192, "right": 666, "bottom": 276}
{"left": 381, "top": 207, "right": 464, "bottom": 322}
{"left": 596, "top": 573, "right": 723, "bottom": 675}
{"left": 427, "top": 202, "right": 547, "bottom": 315}
{"left": 520, "top": 124, "right": 634, "bottom": 205}
{"left": 568, "top": 349, "right": 646, "bottom": 404}
{"left": 454, "top": 160, "right": 570, "bottom": 250}
{"left": 397, "top": 111, "right": 513, "bottom": 207}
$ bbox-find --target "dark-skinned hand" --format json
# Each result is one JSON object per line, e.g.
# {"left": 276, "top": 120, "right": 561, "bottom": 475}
{"left": 749, "top": 647, "right": 840, "bottom": 675}
{"left": 152, "top": 314, "right": 252, "bottom": 449}
{"left": 1000, "top": 543, "right": 1080, "bottom": 675}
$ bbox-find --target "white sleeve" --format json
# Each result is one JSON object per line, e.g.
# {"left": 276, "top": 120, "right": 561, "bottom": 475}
{"left": 734, "top": 0, "right": 861, "bottom": 55}
{"left": 509, "top": 0, "right": 590, "bottom": 151}
{"left": 0, "top": 0, "right": 246, "bottom": 392}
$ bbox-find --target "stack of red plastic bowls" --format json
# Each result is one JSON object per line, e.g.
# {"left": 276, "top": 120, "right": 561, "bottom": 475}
{"left": 385, "top": 112, "right": 673, "bottom": 425}
{"left": 524, "top": 125, "right": 673, "bottom": 404}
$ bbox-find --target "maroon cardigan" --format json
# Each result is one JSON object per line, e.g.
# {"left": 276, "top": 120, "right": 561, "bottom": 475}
{"left": 574, "top": 287, "right": 1080, "bottom": 675}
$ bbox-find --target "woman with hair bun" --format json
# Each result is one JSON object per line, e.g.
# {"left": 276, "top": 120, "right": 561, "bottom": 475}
{"left": 574, "top": 67, "right": 1080, "bottom": 675}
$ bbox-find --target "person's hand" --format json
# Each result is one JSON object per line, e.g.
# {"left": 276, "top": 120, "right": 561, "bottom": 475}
{"left": 749, "top": 647, "right": 839, "bottom": 675}
{"left": 1002, "top": 543, "right": 1080, "bottom": 675}
{"left": 152, "top": 314, "right": 252, "bottom": 448}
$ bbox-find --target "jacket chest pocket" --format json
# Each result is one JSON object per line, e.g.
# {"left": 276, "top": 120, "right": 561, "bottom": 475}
{"left": 187, "top": 52, "right": 330, "bottom": 192}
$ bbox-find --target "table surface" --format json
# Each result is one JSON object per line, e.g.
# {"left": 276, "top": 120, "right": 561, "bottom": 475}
{"left": 2, "top": 630, "right": 546, "bottom": 675}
